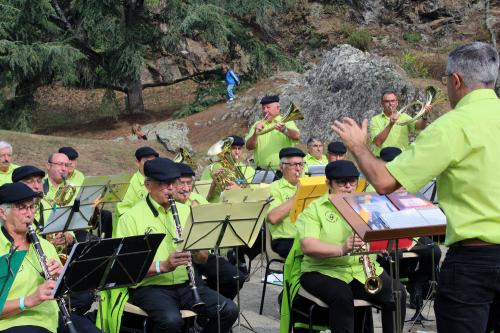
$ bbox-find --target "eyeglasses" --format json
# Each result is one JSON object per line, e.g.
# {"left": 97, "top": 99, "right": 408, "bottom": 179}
{"left": 49, "top": 162, "right": 72, "bottom": 168}
{"left": 441, "top": 73, "right": 453, "bottom": 85}
{"left": 282, "top": 162, "right": 304, "bottom": 168}
{"left": 150, "top": 179, "right": 181, "bottom": 187}
{"left": 0, "top": 153, "right": 12, "bottom": 159}
{"left": 23, "top": 178, "right": 43, "bottom": 186}
{"left": 382, "top": 99, "right": 398, "bottom": 104}
{"left": 177, "top": 180, "right": 193, "bottom": 187}
{"left": 310, "top": 144, "right": 323, "bottom": 148}
{"left": 333, "top": 177, "right": 358, "bottom": 186}
{"left": 13, "top": 203, "right": 36, "bottom": 213}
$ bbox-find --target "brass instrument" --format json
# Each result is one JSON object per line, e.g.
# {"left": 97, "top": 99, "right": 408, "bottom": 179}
{"left": 207, "top": 137, "right": 248, "bottom": 189}
{"left": 53, "top": 176, "right": 76, "bottom": 207}
{"left": 174, "top": 148, "right": 197, "bottom": 171}
{"left": 396, "top": 86, "right": 437, "bottom": 126}
{"left": 27, "top": 224, "right": 77, "bottom": 333}
{"left": 359, "top": 253, "right": 383, "bottom": 294}
{"left": 257, "top": 102, "right": 304, "bottom": 135}
{"left": 168, "top": 196, "right": 205, "bottom": 309}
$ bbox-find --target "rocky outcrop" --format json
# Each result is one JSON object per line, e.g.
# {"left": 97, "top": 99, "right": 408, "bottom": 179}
{"left": 125, "top": 121, "right": 193, "bottom": 153}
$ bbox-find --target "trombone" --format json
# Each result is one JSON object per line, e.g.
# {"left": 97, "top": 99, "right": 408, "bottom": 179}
{"left": 257, "top": 102, "right": 304, "bottom": 135}
{"left": 396, "top": 86, "right": 437, "bottom": 126}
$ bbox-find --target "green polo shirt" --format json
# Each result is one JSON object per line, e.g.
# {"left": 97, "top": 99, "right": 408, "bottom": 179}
{"left": 0, "top": 163, "right": 19, "bottom": 186}
{"left": 67, "top": 169, "right": 85, "bottom": 188}
{"left": 0, "top": 228, "right": 60, "bottom": 332}
{"left": 386, "top": 89, "right": 500, "bottom": 246}
{"left": 304, "top": 154, "right": 327, "bottom": 175}
{"left": 295, "top": 193, "right": 383, "bottom": 284}
{"left": 115, "top": 171, "right": 147, "bottom": 218}
{"left": 268, "top": 177, "right": 298, "bottom": 240}
{"left": 245, "top": 115, "right": 299, "bottom": 169}
{"left": 116, "top": 196, "right": 190, "bottom": 287}
{"left": 43, "top": 178, "right": 77, "bottom": 207}
{"left": 369, "top": 112, "right": 416, "bottom": 156}
{"left": 200, "top": 161, "right": 255, "bottom": 202}
{"left": 187, "top": 192, "right": 209, "bottom": 206}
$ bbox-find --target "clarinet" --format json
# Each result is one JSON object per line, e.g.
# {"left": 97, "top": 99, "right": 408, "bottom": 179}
{"left": 27, "top": 224, "right": 78, "bottom": 333}
{"left": 167, "top": 196, "right": 205, "bottom": 309}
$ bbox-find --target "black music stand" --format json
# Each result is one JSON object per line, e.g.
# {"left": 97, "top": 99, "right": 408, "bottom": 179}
{"left": 180, "top": 199, "right": 272, "bottom": 333}
{"left": 51, "top": 234, "right": 165, "bottom": 332}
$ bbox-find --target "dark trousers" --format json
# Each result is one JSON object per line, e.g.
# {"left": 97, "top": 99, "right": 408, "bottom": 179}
{"left": 435, "top": 244, "right": 500, "bottom": 333}
{"left": 195, "top": 254, "right": 246, "bottom": 300}
{"left": 131, "top": 280, "right": 238, "bottom": 333}
{"left": 271, "top": 238, "right": 294, "bottom": 259}
{"left": 1, "top": 327, "right": 51, "bottom": 333}
{"left": 58, "top": 313, "right": 100, "bottom": 333}
{"left": 237, "top": 230, "right": 264, "bottom": 263}
{"left": 301, "top": 271, "right": 406, "bottom": 333}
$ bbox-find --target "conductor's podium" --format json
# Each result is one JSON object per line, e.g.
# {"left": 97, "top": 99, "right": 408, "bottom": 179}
{"left": 121, "top": 302, "right": 197, "bottom": 333}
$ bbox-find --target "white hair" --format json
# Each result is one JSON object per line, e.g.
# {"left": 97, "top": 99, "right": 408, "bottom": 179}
{"left": 0, "top": 203, "right": 12, "bottom": 219}
{"left": 0, "top": 141, "right": 13, "bottom": 153}
{"left": 447, "top": 42, "right": 499, "bottom": 87}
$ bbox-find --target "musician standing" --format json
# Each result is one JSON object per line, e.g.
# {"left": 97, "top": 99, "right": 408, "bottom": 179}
{"left": 267, "top": 147, "right": 305, "bottom": 258}
{"left": 0, "top": 141, "right": 19, "bottom": 186}
{"left": 369, "top": 91, "right": 431, "bottom": 156}
{"left": 245, "top": 95, "right": 300, "bottom": 171}
{"left": 58, "top": 147, "right": 85, "bottom": 187}
{"left": 333, "top": 41, "right": 500, "bottom": 333}
{"left": 116, "top": 158, "right": 238, "bottom": 333}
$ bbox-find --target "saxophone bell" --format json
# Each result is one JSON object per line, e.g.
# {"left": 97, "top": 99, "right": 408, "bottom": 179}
{"left": 359, "top": 254, "right": 383, "bottom": 294}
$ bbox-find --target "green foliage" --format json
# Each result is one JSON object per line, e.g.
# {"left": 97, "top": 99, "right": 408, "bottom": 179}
{"left": 400, "top": 53, "right": 430, "bottom": 78}
{"left": 345, "top": 30, "right": 371, "bottom": 51}
{"left": 403, "top": 32, "right": 422, "bottom": 44}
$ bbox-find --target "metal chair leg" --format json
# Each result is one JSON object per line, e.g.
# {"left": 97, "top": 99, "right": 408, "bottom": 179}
{"left": 259, "top": 260, "right": 271, "bottom": 314}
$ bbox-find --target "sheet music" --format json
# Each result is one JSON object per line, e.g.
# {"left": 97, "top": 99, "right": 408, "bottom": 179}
{"left": 379, "top": 207, "right": 447, "bottom": 229}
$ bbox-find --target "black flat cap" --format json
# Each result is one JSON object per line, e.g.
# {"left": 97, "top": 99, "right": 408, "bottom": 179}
{"left": 379, "top": 147, "right": 402, "bottom": 162}
{"left": 144, "top": 158, "right": 180, "bottom": 182}
{"left": 325, "top": 160, "right": 360, "bottom": 180}
{"left": 135, "top": 146, "right": 159, "bottom": 160}
{"left": 279, "top": 147, "right": 305, "bottom": 159}
{"left": 58, "top": 147, "right": 79, "bottom": 160}
{"left": 0, "top": 182, "right": 42, "bottom": 204}
{"left": 176, "top": 163, "right": 195, "bottom": 177}
{"left": 327, "top": 141, "right": 347, "bottom": 154}
{"left": 12, "top": 165, "right": 45, "bottom": 183}
{"left": 260, "top": 95, "right": 280, "bottom": 105}
{"left": 228, "top": 135, "right": 245, "bottom": 147}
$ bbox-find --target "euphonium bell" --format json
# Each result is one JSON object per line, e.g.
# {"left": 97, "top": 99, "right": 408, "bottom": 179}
{"left": 174, "top": 148, "right": 197, "bottom": 171}
{"left": 257, "top": 102, "right": 304, "bottom": 135}
{"left": 207, "top": 137, "right": 248, "bottom": 189}
{"left": 54, "top": 176, "right": 76, "bottom": 207}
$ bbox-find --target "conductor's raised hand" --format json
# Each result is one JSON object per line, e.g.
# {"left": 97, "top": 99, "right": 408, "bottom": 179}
{"left": 161, "top": 251, "right": 192, "bottom": 273}
{"left": 331, "top": 118, "right": 369, "bottom": 151}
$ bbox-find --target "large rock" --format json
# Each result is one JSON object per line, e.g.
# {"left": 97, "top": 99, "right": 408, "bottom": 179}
{"left": 126, "top": 121, "right": 193, "bottom": 153}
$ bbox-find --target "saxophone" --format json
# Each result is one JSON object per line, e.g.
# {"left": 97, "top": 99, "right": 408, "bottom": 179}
{"left": 359, "top": 253, "right": 383, "bottom": 294}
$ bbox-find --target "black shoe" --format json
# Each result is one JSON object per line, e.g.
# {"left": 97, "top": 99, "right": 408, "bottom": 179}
{"left": 227, "top": 249, "right": 236, "bottom": 266}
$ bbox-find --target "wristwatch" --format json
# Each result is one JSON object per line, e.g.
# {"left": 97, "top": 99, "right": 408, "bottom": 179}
{"left": 282, "top": 127, "right": 289, "bottom": 135}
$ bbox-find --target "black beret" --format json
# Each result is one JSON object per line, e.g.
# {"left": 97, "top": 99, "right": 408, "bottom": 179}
{"left": 260, "top": 95, "right": 280, "bottom": 105}
{"left": 228, "top": 135, "right": 245, "bottom": 146}
{"left": 58, "top": 147, "right": 79, "bottom": 160}
{"left": 144, "top": 158, "right": 180, "bottom": 182}
{"left": 379, "top": 147, "right": 402, "bottom": 162}
{"left": 135, "top": 146, "right": 159, "bottom": 160}
{"left": 279, "top": 147, "right": 305, "bottom": 159}
{"left": 12, "top": 165, "right": 45, "bottom": 183}
{"left": 176, "top": 163, "right": 195, "bottom": 177}
{"left": 325, "top": 160, "right": 360, "bottom": 180}
{"left": 327, "top": 141, "right": 347, "bottom": 154}
{"left": 0, "top": 182, "right": 42, "bottom": 204}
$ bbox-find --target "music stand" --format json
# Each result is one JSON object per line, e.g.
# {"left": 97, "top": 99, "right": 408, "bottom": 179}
{"left": 51, "top": 234, "right": 164, "bottom": 332}
{"left": 305, "top": 165, "right": 326, "bottom": 176}
{"left": 219, "top": 186, "right": 271, "bottom": 203}
{"left": 290, "top": 176, "right": 327, "bottom": 223}
{"left": 193, "top": 180, "right": 213, "bottom": 200}
{"left": 180, "top": 200, "right": 272, "bottom": 333}
{"left": 80, "top": 174, "right": 132, "bottom": 204}
{"left": 251, "top": 170, "right": 275, "bottom": 184}
{"left": 0, "top": 249, "right": 26, "bottom": 313}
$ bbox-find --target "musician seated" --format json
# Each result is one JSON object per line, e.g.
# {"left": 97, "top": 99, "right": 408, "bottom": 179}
{"left": 0, "top": 183, "right": 99, "bottom": 333}
{"left": 200, "top": 135, "right": 255, "bottom": 203}
{"left": 295, "top": 161, "right": 406, "bottom": 333}
{"left": 267, "top": 147, "right": 305, "bottom": 259}
{"left": 57, "top": 147, "right": 85, "bottom": 188}
{"left": 245, "top": 95, "right": 300, "bottom": 171}
{"left": 113, "top": 146, "right": 159, "bottom": 234}
{"left": 0, "top": 141, "right": 19, "bottom": 186}
{"left": 327, "top": 141, "right": 347, "bottom": 162}
{"left": 116, "top": 158, "right": 238, "bottom": 333}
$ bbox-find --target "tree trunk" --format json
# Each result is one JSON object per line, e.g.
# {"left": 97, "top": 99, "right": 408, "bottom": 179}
{"left": 125, "top": 78, "right": 145, "bottom": 114}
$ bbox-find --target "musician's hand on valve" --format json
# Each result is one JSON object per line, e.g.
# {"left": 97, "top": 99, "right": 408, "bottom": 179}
{"left": 341, "top": 234, "right": 365, "bottom": 256}
{"left": 275, "top": 122, "right": 285, "bottom": 132}
{"left": 161, "top": 251, "right": 192, "bottom": 273}
{"left": 225, "top": 181, "right": 240, "bottom": 190}
{"left": 46, "top": 258, "right": 63, "bottom": 277}
{"left": 255, "top": 122, "right": 265, "bottom": 134}
{"left": 389, "top": 112, "right": 400, "bottom": 124}
{"left": 332, "top": 118, "right": 369, "bottom": 152}
{"left": 424, "top": 104, "right": 433, "bottom": 114}
{"left": 26, "top": 280, "right": 56, "bottom": 308}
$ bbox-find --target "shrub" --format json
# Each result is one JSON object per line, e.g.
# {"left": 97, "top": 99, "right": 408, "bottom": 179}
{"left": 403, "top": 32, "right": 422, "bottom": 44}
{"left": 345, "top": 30, "right": 371, "bottom": 51}
{"left": 400, "top": 53, "right": 430, "bottom": 78}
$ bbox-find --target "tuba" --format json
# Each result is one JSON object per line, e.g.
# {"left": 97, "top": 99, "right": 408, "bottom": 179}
{"left": 257, "top": 102, "right": 304, "bottom": 135}
{"left": 174, "top": 148, "right": 197, "bottom": 171}
{"left": 396, "top": 86, "right": 437, "bottom": 126}
{"left": 207, "top": 137, "right": 248, "bottom": 189}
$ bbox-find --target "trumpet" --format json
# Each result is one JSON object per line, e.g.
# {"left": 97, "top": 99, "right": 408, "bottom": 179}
{"left": 257, "top": 102, "right": 304, "bottom": 135}
{"left": 396, "top": 86, "right": 437, "bottom": 126}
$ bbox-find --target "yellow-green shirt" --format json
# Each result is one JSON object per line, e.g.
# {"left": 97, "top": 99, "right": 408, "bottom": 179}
{"left": 67, "top": 169, "right": 85, "bottom": 188}
{"left": 369, "top": 112, "right": 416, "bottom": 156}
{"left": 115, "top": 171, "right": 147, "bottom": 219}
{"left": 0, "top": 163, "right": 19, "bottom": 186}
{"left": 34, "top": 199, "right": 53, "bottom": 231}
{"left": 268, "top": 177, "right": 298, "bottom": 239}
{"left": 187, "top": 192, "right": 209, "bottom": 206}
{"left": 386, "top": 89, "right": 500, "bottom": 246}
{"left": 303, "top": 154, "right": 327, "bottom": 175}
{"left": 200, "top": 161, "right": 255, "bottom": 202}
{"left": 245, "top": 115, "right": 299, "bottom": 169}
{"left": 0, "top": 227, "right": 60, "bottom": 332}
{"left": 115, "top": 196, "right": 191, "bottom": 287}
{"left": 295, "top": 193, "right": 383, "bottom": 284}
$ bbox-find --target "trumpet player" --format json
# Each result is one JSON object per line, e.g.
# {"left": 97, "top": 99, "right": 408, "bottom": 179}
{"left": 245, "top": 95, "right": 300, "bottom": 170}
{"left": 116, "top": 158, "right": 238, "bottom": 333}
{"left": 370, "top": 90, "right": 432, "bottom": 156}
{"left": 267, "top": 147, "right": 305, "bottom": 258}
{"left": 295, "top": 160, "right": 406, "bottom": 333}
